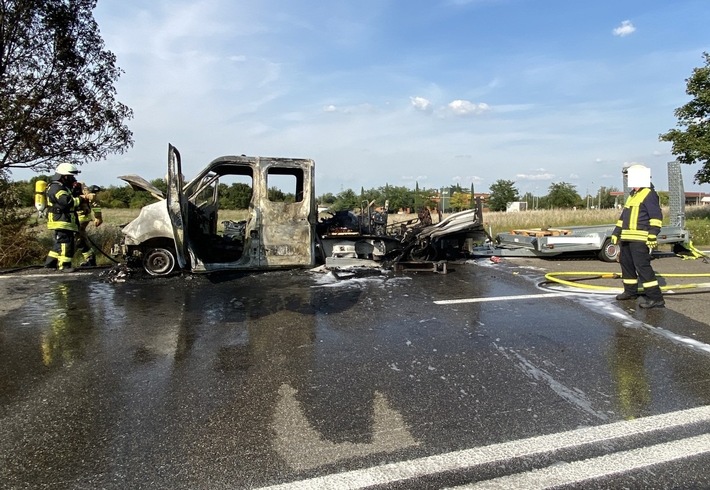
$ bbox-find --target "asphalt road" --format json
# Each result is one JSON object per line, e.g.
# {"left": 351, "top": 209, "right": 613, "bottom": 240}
{"left": 1, "top": 252, "right": 710, "bottom": 489}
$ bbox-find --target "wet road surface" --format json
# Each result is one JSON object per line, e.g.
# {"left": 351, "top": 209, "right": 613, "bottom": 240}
{"left": 1, "top": 255, "right": 710, "bottom": 489}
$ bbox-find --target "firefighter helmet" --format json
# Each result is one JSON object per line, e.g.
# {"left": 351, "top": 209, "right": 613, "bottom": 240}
{"left": 55, "top": 162, "right": 80, "bottom": 175}
{"left": 626, "top": 164, "right": 651, "bottom": 188}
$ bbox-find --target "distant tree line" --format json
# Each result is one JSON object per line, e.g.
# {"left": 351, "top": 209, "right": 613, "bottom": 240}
{"left": 9, "top": 176, "right": 631, "bottom": 213}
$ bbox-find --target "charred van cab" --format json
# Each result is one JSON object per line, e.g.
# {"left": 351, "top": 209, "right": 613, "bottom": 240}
{"left": 117, "top": 144, "right": 316, "bottom": 276}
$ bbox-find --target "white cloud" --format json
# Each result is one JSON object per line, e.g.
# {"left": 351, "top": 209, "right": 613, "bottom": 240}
{"left": 447, "top": 100, "right": 490, "bottom": 116}
{"left": 613, "top": 20, "right": 636, "bottom": 37}
{"left": 516, "top": 173, "right": 555, "bottom": 181}
{"left": 323, "top": 104, "right": 337, "bottom": 112}
{"left": 410, "top": 96, "right": 432, "bottom": 112}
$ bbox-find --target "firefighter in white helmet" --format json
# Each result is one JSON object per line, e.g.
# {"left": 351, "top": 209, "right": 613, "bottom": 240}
{"left": 610, "top": 164, "right": 665, "bottom": 308}
{"left": 43, "top": 162, "right": 94, "bottom": 272}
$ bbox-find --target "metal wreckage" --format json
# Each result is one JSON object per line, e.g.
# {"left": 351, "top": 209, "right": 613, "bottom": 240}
{"left": 112, "top": 145, "right": 489, "bottom": 276}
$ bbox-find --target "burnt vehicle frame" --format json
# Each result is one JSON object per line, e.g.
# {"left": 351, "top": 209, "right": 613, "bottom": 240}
{"left": 115, "top": 145, "right": 489, "bottom": 276}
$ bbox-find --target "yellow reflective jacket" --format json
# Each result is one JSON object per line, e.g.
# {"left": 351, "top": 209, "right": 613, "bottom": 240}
{"left": 612, "top": 187, "right": 663, "bottom": 242}
{"left": 46, "top": 179, "right": 81, "bottom": 232}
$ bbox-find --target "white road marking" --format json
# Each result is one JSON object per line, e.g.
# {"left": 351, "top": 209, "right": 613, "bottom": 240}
{"left": 257, "top": 404, "right": 710, "bottom": 490}
{"left": 435, "top": 292, "right": 575, "bottom": 305}
{"left": 455, "top": 433, "right": 710, "bottom": 489}
{"left": 0, "top": 272, "right": 92, "bottom": 279}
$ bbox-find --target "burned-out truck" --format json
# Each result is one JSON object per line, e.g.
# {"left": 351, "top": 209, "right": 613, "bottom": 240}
{"left": 115, "top": 144, "right": 488, "bottom": 276}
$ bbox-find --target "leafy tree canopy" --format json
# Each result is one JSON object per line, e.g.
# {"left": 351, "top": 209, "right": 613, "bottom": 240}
{"left": 659, "top": 52, "right": 710, "bottom": 184}
{"left": 547, "top": 182, "right": 582, "bottom": 208}
{"left": 450, "top": 191, "right": 472, "bottom": 211}
{"left": 488, "top": 179, "right": 519, "bottom": 212}
{"left": 0, "top": 0, "right": 133, "bottom": 178}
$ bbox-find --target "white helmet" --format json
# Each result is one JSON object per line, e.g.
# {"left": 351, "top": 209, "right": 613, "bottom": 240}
{"left": 626, "top": 163, "right": 651, "bottom": 188}
{"left": 55, "top": 162, "right": 80, "bottom": 176}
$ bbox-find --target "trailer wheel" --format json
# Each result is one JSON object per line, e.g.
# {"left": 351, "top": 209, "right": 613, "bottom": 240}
{"left": 598, "top": 238, "right": 619, "bottom": 262}
{"left": 142, "top": 247, "right": 177, "bottom": 276}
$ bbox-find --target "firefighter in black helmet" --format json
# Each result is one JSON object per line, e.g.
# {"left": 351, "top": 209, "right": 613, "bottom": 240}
{"left": 610, "top": 164, "right": 665, "bottom": 308}
{"left": 44, "top": 162, "right": 94, "bottom": 272}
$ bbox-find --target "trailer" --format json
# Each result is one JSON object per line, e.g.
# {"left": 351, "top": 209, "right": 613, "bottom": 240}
{"left": 471, "top": 223, "right": 690, "bottom": 262}
{"left": 471, "top": 160, "right": 692, "bottom": 262}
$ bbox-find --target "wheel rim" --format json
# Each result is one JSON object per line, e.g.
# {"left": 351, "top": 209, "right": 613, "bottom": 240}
{"left": 604, "top": 243, "right": 619, "bottom": 261}
{"left": 143, "top": 248, "right": 176, "bottom": 276}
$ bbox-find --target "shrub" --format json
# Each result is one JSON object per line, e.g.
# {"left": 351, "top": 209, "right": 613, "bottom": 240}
{"left": 0, "top": 180, "right": 46, "bottom": 268}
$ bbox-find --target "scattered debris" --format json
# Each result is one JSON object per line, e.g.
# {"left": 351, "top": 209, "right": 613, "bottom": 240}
{"left": 99, "top": 263, "right": 134, "bottom": 283}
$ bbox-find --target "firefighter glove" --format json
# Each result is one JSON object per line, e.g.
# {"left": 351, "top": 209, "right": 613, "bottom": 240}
{"left": 611, "top": 235, "right": 618, "bottom": 245}
{"left": 647, "top": 236, "right": 658, "bottom": 249}
{"left": 83, "top": 193, "right": 96, "bottom": 202}
{"left": 94, "top": 217, "right": 103, "bottom": 227}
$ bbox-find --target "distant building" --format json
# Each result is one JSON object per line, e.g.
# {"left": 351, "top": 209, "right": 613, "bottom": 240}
{"left": 685, "top": 192, "right": 710, "bottom": 206}
{"left": 506, "top": 201, "right": 528, "bottom": 212}
{"left": 610, "top": 190, "right": 710, "bottom": 207}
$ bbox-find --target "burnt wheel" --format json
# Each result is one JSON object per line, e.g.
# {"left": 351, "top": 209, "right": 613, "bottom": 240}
{"left": 598, "top": 238, "right": 619, "bottom": 262}
{"left": 142, "top": 247, "right": 176, "bottom": 276}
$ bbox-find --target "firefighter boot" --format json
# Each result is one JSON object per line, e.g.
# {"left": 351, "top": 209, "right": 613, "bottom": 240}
{"left": 80, "top": 256, "right": 97, "bottom": 268}
{"left": 44, "top": 257, "right": 58, "bottom": 269}
{"left": 639, "top": 297, "right": 665, "bottom": 308}
{"left": 615, "top": 291, "right": 638, "bottom": 301}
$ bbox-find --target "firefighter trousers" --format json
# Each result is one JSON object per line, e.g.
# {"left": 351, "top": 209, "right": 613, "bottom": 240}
{"left": 47, "top": 229, "right": 76, "bottom": 269}
{"left": 619, "top": 241, "right": 663, "bottom": 301}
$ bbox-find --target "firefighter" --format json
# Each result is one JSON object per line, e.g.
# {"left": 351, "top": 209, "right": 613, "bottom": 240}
{"left": 43, "top": 163, "right": 94, "bottom": 272}
{"left": 611, "top": 164, "right": 665, "bottom": 308}
{"left": 74, "top": 182, "right": 103, "bottom": 267}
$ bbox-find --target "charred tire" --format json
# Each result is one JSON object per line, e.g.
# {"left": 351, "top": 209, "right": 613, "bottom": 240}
{"left": 142, "top": 247, "right": 177, "bottom": 276}
{"left": 598, "top": 238, "right": 619, "bottom": 262}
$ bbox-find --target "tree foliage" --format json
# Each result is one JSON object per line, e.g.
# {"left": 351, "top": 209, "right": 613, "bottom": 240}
{"left": 0, "top": 0, "right": 133, "bottom": 178}
{"left": 450, "top": 192, "right": 472, "bottom": 211}
{"left": 488, "top": 179, "right": 519, "bottom": 212}
{"left": 597, "top": 186, "right": 620, "bottom": 209}
{"left": 547, "top": 182, "right": 582, "bottom": 208}
{"left": 659, "top": 52, "right": 710, "bottom": 184}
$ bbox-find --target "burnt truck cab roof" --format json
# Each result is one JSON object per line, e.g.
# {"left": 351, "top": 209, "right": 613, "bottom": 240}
{"left": 120, "top": 144, "right": 316, "bottom": 276}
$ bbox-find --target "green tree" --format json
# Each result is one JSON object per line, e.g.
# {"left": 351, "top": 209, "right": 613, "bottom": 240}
{"left": 450, "top": 191, "right": 471, "bottom": 211}
{"left": 659, "top": 52, "right": 710, "bottom": 184}
{"left": 361, "top": 187, "right": 384, "bottom": 208}
{"left": 219, "top": 182, "right": 251, "bottom": 209}
{"left": 547, "top": 182, "right": 582, "bottom": 208}
{"left": 330, "top": 188, "right": 359, "bottom": 212}
{"left": 0, "top": 0, "right": 133, "bottom": 178}
{"left": 597, "top": 186, "right": 619, "bottom": 209}
{"left": 318, "top": 192, "right": 336, "bottom": 206}
{"left": 150, "top": 178, "right": 168, "bottom": 195}
{"left": 488, "top": 180, "right": 519, "bottom": 212}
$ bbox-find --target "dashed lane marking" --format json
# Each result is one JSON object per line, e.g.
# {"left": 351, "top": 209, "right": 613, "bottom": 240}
{"left": 454, "top": 433, "right": 710, "bottom": 489}
{"left": 257, "top": 404, "right": 710, "bottom": 490}
{"left": 434, "top": 292, "right": 575, "bottom": 305}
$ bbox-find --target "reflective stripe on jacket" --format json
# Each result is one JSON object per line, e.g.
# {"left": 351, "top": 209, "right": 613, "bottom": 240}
{"left": 612, "top": 187, "right": 663, "bottom": 242}
{"left": 46, "top": 180, "right": 81, "bottom": 232}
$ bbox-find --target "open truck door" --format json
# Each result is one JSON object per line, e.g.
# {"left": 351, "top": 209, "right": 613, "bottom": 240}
{"left": 166, "top": 144, "right": 189, "bottom": 270}
{"left": 257, "top": 159, "right": 317, "bottom": 268}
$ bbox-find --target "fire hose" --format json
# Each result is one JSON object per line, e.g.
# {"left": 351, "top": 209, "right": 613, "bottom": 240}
{"left": 541, "top": 271, "right": 710, "bottom": 295}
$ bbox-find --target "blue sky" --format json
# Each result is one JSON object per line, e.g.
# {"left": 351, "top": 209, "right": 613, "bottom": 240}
{"left": 36, "top": 0, "right": 710, "bottom": 196}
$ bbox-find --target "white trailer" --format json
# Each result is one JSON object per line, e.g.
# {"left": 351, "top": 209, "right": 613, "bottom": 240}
{"left": 471, "top": 161, "right": 692, "bottom": 262}
{"left": 472, "top": 223, "right": 689, "bottom": 262}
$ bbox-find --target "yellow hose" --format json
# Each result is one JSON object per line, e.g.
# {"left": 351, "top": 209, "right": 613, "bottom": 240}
{"left": 543, "top": 271, "right": 710, "bottom": 293}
